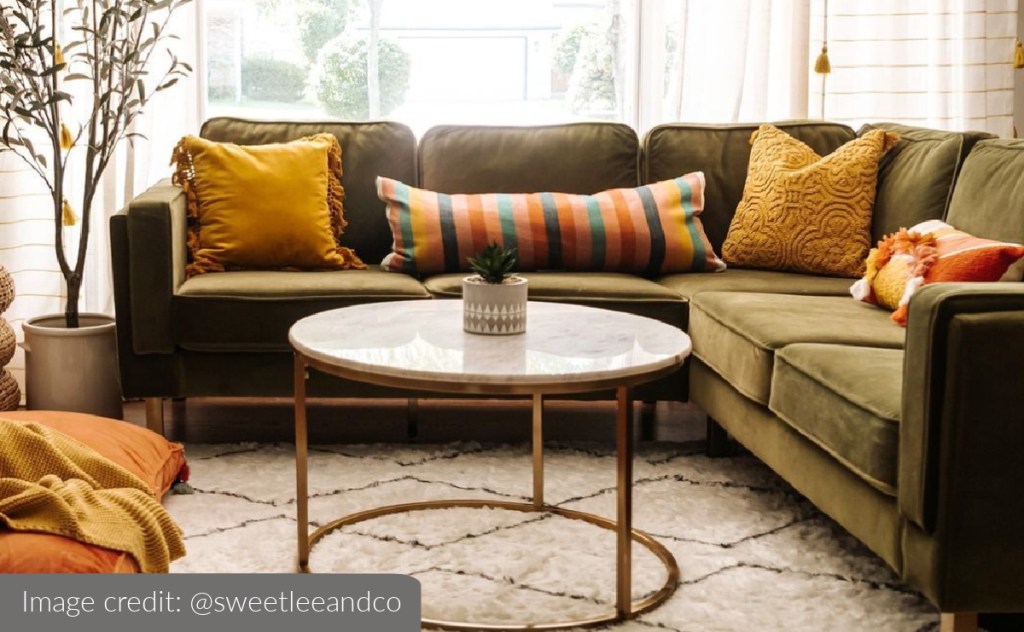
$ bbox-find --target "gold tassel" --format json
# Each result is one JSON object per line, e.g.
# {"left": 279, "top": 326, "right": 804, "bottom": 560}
{"left": 1014, "top": 38, "right": 1024, "bottom": 69}
{"left": 62, "top": 198, "right": 77, "bottom": 226}
{"left": 814, "top": 43, "right": 831, "bottom": 74}
{"left": 55, "top": 43, "right": 64, "bottom": 65}
{"left": 59, "top": 124, "right": 74, "bottom": 150}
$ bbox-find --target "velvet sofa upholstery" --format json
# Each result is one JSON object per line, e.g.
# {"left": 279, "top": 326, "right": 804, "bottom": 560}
{"left": 110, "top": 118, "right": 1023, "bottom": 620}
{"left": 112, "top": 119, "right": 860, "bottom": 405}
{"left": 682, "top": 133, "right": 1024, "bottom": 620}
{"left": 111, "top": 119, "right": 694, "bottom": 406}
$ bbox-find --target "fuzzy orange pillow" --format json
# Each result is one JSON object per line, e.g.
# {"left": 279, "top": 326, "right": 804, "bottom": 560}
{"left": 851, "top": 220, "right": 1024, "bottom": 324}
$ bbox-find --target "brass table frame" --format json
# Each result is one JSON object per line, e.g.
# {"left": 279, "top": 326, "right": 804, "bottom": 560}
{"left": 294, "top": 352, "right": 682, "bottom": 630}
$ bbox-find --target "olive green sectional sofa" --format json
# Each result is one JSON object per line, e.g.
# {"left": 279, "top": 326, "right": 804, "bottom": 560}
{"left": 110, "top": 117, "right": 1024, "bottom": 623}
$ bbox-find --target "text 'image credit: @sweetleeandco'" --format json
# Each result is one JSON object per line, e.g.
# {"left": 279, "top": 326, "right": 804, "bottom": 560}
{"left": 3, "top": 573, "right": 420, "bottom": 632}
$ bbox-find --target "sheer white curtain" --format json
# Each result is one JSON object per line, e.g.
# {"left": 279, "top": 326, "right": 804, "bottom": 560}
{"left": 639, "top": 0, "right": 811, "bottom": 130}
{"left": 78, "top": 2, "right": 204, "bottom": 315}
{"left": 0, "top": 155, "right": 62, "bottom": 393}
{"left": 810, "top": 0, "right": 1018, "bottom": 137}
{"left": 0, "top": 1, "right": 203, "bottom": 396}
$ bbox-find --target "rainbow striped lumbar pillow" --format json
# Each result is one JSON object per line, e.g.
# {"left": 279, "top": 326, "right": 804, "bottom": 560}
{"left": 377, "top": 173, "right": 725, "bottom": 276}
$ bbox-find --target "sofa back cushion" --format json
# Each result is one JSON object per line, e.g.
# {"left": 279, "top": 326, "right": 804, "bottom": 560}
{"left": 946, "top": 139, "right": 1024, "bottom": 246}
{"left": 200, "top": 118, "right": 416, "bottom": 265}
{"left": 418, "top": 123, "right": 640, "bottom": 195}
{"left": 859, "top": 122, "right": 992, "bottom": 242}
{"left": 642, "top": 121, "right": 856, "bottom": 252}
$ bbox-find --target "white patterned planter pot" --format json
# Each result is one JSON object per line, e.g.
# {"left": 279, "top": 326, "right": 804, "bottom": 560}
{"left": 462, "top": 276, "right": 528, "bottom": 335}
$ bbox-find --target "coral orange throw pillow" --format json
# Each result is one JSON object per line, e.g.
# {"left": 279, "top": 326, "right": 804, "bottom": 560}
{"left": 851, "top": 219, "right": 1024, "bottom": 324}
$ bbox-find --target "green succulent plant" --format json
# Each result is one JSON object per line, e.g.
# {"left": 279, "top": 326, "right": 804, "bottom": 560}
{"left": 467, "top": 243, "right": 519, "bottom": 284}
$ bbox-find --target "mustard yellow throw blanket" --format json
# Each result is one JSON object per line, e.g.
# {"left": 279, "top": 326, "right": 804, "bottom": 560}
{"left": 0, "top": 420, "right": 185, "bottom": 573}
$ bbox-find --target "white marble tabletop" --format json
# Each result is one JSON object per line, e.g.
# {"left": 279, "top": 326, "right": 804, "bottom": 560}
{"left": 289, "top": 300, "right": 690, "bottom": 390}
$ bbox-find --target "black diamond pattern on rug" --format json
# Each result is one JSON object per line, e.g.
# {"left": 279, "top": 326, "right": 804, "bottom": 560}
{"left": 166, "top": 442, "right": 940, "bottom": 631}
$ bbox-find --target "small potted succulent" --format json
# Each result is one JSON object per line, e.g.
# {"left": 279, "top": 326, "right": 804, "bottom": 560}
{"left": 463, "top": 243, "right": 528, "bottom": 335}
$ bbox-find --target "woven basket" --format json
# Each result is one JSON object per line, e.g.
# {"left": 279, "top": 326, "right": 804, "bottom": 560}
{"left": 0, "top": 319, "right": 14, "bottom": 366}
{"left": 0, "top": 266, "right": 13, "bottom": 314}
{"left": 0, "top": 368, "right": 20, "bottom": 411}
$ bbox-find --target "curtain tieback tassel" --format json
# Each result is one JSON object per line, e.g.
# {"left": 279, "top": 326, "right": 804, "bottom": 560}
{"left": 1014, "top": 38, "right": 1023, "bottom": 69}
{"left": 60, "top": 124, "right": 74, "bottom": 150}
{"left": 62, "top": 199, "right": 77, "bottom": 227}
{"left": 814, "top": 43, "right": 831, "bottom": 74}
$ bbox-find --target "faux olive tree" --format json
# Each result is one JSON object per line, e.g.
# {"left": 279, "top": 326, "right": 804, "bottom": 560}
{"left": 0, "top": 0, "right": 192, "bottom": 327}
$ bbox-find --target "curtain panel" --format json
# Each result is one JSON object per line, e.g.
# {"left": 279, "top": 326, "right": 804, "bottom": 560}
{"left": 810, "top": 0, "right": 1017, "bottom": 137}
{"left": 0, "top": 1, "right": 202, "bottom": 397}
{"left": 640, "top": 0, "right": 811, "bottom": 130}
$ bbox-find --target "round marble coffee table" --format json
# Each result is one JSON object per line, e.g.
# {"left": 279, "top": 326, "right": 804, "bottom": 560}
{"left": 289, "top": 299, "right": 691, "bottom": 630}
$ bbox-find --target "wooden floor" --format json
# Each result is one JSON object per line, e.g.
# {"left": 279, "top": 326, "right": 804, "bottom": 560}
{"left": 122, "top": 397, "right": 708, "bottom": 445}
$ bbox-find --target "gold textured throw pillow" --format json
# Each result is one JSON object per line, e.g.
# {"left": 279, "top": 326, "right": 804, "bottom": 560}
{"left": 721, "top": 124, "right": 898, "bottom": 277}
{"left": 171, "top": 134, "right": 365, "bottom": 277}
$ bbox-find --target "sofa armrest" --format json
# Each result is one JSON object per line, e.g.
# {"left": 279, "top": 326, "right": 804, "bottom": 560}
{"left": 117, "top": 179, "right": 188, "bottom": 354}
{"left": 900, "top": 282, "right": 1024, "bottom": 533}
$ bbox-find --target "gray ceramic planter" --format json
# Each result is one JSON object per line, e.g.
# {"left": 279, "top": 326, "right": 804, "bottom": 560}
{"left": 462, "top": 276, "right": 528, "bottom": 335}
{"left": 21, "top": 313, "right": 123, "bottom": 418}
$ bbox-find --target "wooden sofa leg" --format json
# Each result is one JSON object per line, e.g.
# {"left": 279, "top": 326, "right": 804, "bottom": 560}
{"left": 145, "top": 397, "right": 165, "bottom": 437}
{"left": 407, "top": 397, "right": 419, "bottom": 440}
{"left": 639, "top": 400, "right": 657, "bottom": 441}
{"left": 706, "top": 416, "right": 734, "bottom": 457}
{"left": 940, "top": 613, "right": 978, "bottom": 632}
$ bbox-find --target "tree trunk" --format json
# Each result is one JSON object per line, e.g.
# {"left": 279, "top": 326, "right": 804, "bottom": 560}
{"left": 367, "top": 0, "right": 383, "bottom": 118}
{"left": 64, "top": 272, "right": 81, "bottom": 328}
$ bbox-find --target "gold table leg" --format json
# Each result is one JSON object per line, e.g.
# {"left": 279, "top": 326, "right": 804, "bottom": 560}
{"left": 296, "top": 380, "right": 678, "bottom": 629}
{"left": 306, "top": 499, "right": 678, "bottom": 631}
{"left": 294, "top": 353, "right": 310, "bottom": 570}
{"left": 616, "top": 386, "right": 634, "bottom": 618}
{"left": 532, "top": 393, "right": 544, "bottom": 508}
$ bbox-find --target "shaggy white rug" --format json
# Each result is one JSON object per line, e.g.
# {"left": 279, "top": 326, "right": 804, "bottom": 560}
{"left": 164, "top": 441, "right": 941, "bottom": 631}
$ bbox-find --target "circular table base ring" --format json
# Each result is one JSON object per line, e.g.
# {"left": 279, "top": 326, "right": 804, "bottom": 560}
{"left": 300, "top": 499, "right": 680, "bottom": 631}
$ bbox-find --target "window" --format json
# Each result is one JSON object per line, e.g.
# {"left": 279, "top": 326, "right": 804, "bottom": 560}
{"left": 203, "top": 0, "right": 638, "bottom": 134}
{"left": 202, "top": 1, "right": 1017, "bottom": 138}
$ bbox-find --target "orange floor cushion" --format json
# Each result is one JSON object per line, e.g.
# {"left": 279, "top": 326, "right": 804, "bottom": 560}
{"left": 0, "top": 411, "right": 187, "bottom": 573}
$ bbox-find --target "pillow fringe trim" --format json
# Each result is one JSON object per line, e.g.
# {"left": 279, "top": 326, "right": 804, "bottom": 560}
{"left": 171, "top": 137, "right": 224, "bottom": 277}
{"left": 320, "top": 134, "right": 366, "bottom": 270}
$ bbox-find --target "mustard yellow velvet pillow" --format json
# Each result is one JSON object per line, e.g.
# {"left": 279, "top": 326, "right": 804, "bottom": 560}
{"left": 721, "top": 124, "right": 899, "bottom": 278}
{"left": 172, "top": 134, "right": 365, "bottom": 277}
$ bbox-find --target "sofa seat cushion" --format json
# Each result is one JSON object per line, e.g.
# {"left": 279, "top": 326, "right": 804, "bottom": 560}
{"left": 689, "top": 292, "right": 904, "bottom": 405}
{"left": 770, "top": 344, "right": 903, "bottom": 493}
{"left": 423, "top": 272, "right": 687, "bottom": 329}
{"left": 174, "top": 269, "right": 430, "bottom": 351}
{"left": 658, "top": 268, "right": 853, "bottom": 301}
